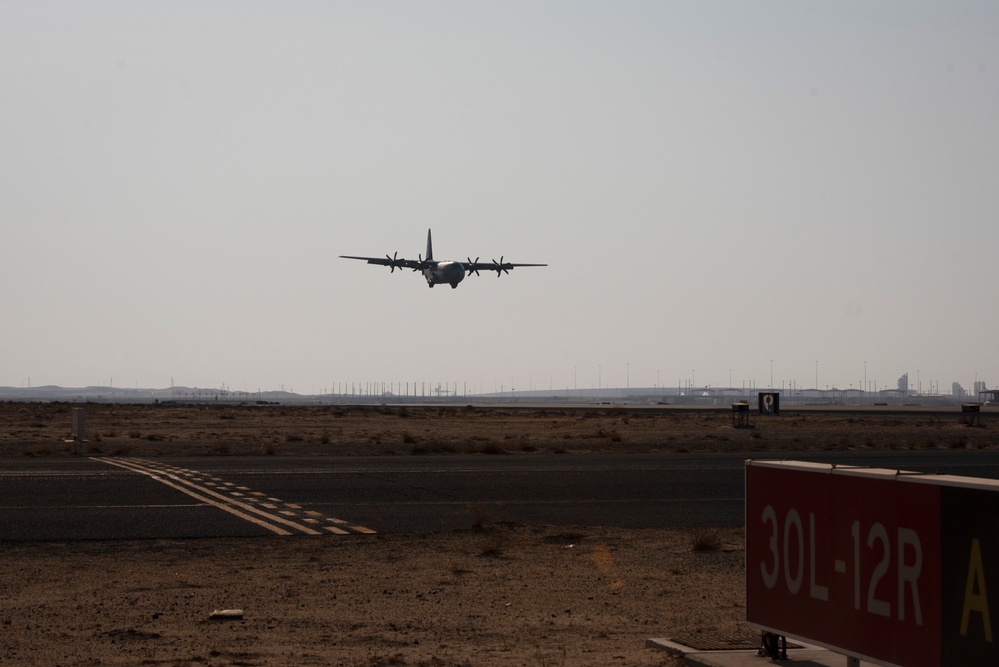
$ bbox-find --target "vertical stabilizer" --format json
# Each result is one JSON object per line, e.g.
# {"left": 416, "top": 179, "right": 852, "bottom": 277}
{"left": 426, "top": 229, "right": 433, "bottom": 261}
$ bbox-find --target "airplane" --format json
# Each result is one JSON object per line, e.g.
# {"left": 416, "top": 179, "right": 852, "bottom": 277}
{"left": 340, "top": 229, "right": 547, "bottom": 289}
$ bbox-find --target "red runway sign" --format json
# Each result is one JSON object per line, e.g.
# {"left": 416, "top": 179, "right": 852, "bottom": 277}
{"left": 746, "top": 461, "right": 999, "bottom": 666}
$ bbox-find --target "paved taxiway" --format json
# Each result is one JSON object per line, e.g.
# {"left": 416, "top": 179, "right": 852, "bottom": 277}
{"left": 3, "top": 451, "right": 999, "bottom": 541}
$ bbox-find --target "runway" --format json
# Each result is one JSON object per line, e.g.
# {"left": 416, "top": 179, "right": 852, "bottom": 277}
{"left": 3, "top": 451, "right": 999, "bottom": 541}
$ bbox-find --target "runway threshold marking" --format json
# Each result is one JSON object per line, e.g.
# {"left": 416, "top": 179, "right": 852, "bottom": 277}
{"left": 93, "top": 458, "right": 375, "bottom": 537}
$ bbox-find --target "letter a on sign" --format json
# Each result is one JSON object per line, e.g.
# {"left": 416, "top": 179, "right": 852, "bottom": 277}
{"left": 961, "top": 538, "right": 992, "bottom": 642}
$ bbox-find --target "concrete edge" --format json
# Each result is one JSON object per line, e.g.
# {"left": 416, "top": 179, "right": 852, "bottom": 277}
{"left": 645, "top": 638, "right": 693, "bottom": 656}
{"left": 646, "top": 638, "right": 754, "bottom": 667}
{"left": 647, "top": 638, "right": 876, "bottom": 667}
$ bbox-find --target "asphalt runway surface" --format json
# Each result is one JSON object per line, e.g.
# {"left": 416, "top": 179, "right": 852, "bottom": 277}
{"left": 3, "top": 450, "right": 999, "bottom": 542}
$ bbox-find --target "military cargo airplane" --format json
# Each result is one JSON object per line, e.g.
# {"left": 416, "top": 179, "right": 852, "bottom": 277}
{"left": 340, "top": 229, "right": 547, "bottom": 289}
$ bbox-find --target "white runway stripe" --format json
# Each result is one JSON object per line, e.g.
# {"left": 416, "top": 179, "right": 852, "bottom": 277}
{"left": 93, "top": 458, "right": 375, "bottom": 536}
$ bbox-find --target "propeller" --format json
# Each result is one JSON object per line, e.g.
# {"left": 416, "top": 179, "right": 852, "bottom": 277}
{"left": 412, "top": 254, "right": 431, "bottom": 271}
{"left": 385, "top": 251, "right": 404, "bottom": 273}
{"left": 466, "top": 257, "right": 480, "bottom": 276}
{"left": 491, "top": 256, "right": 511, "bottom": 277}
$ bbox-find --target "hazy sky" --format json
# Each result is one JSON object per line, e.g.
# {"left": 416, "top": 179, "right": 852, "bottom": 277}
{"left": 2, "top": 2, "right": 997, "bottom": 395}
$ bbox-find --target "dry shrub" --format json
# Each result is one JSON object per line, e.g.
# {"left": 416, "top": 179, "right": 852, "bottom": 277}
{"left": 480, "top": 442, "right": 509, "bottom": 455}
{"left": 691, "top": 529, "right": 722, "bottom": 552}
{"left": 412, "top": 438, "right": 457, "bottom": 455}
{"left": 479, "top": 533, "right": 507, "bottom": 556}
{"left": 471, "top": 504, "right": 496, "bottom": 531}
{"left": 364, "top": 653, "right": 407, "bottom": 666}
{"left": 533, "top": 646, "right": 568, "bottom": 667}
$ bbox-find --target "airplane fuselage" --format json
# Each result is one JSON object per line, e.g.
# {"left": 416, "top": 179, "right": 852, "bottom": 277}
{"left": 424, "top": 261, "right": 466, "bottom": 289}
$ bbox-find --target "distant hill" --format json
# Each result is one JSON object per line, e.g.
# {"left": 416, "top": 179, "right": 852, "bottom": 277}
{"left": 0, "top": 385, "right": 299, "bottom": 404}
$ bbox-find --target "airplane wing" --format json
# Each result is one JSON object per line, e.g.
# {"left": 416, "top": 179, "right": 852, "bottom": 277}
{"left": 339, "top": 254, "right": 428, "bottom": 272}
{"left": 462, "top": 257, "right": 548, "bottom": 277}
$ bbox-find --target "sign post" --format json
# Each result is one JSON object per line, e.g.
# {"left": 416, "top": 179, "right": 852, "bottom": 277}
{"left": 71, "top": 407, "right": 86, "bottom": 442}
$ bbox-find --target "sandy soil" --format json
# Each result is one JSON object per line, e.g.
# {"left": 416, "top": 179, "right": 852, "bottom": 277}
{"left": 1, "top": 403, "right": 994, "bottom": 666}
{"left": 2, "top": 526, "right": 742, "bottom": 666}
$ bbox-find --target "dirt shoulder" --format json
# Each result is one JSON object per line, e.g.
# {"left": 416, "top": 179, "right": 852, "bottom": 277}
{"left": 2, "top": 526, "right": 742, "bottom": 666}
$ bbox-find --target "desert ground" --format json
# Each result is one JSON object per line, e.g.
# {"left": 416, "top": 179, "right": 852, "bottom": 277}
{"left": 2, "top": 401, "right": 994, "bottom": 458}
{"left": 1, "top": 403, "right": 995, "bottom": 666}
